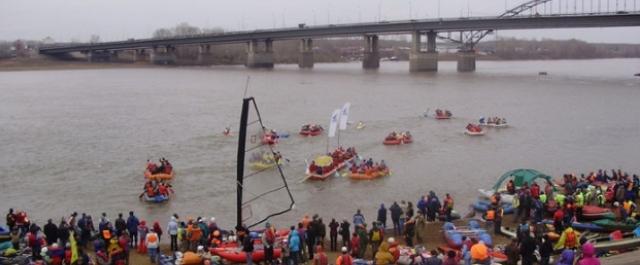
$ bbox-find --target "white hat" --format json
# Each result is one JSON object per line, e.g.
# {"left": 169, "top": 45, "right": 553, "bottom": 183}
{"left": 197, "top": 245, "right": 204, "bottom": 251}
{"left": 341, "top": 246, "right": 348, "bottom": 253}
{"left": 614, "top": 202, "right": 620, "bottom": 207}
{"left": 387, "top": 237, "right": 395, "bottom": 244}
{"left": 210, "top": 217, "right": 216, "bottom": 223}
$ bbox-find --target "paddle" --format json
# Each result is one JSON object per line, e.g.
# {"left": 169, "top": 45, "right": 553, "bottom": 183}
{"left": 298, "top": 159, "right": 311, "bottom": 183}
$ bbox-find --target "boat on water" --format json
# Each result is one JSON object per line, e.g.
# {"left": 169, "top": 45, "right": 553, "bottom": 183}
{"left": 299, "top": 124, "right": 324, "bottom": 137}
{"left": 433, "top": 109, "right": 452, "bottom": 119}
{"left": 349, "top": 167, "right": 390, "bottom": 180}
{"left": 144, "top": 169, "right": 175, "bottom": 181}
{"left": 306, "top": 147, "right": 358, "bottom": 181}
{"left": 355, "top": 121, "right": 366, "bottom": 130}
{"left": 383, "top": 131, "right": 413, "bottom": 145}
{"left": 249, "top": 151, "right": 283, "bottom": 171}
{"left": 464, "top": 124, "right": 484, "bottom": 136}
{"left": 142, "top": 193, "right": 170, "bottom": 203}
{"left": 479, "top": 117, "right": 508, "bottom": 128}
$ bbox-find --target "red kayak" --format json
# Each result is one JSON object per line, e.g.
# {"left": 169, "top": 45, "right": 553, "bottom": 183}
{"left": 212, "top": 246, "right": 282, "bottom": 263}
{"left": 582, "top": 205, "right": 612, "bottom": 219}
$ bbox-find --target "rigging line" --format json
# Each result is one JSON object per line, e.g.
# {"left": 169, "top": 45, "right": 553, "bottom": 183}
{"left": 243, "top": 167, "right": 273, "bottom": 179}
{"left": 245, "top": 144, "right": 265, "bottom": 153}
{"left": 236, "top": 180, "right": 285, "bottom": 204}
{"left": 242, "top": 186, "right": 287, "bottom": 205}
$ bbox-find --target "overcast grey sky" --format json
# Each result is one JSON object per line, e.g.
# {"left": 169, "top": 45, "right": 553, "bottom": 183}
{"left": 1, "top": 0, "right": 639, "bottom": 43}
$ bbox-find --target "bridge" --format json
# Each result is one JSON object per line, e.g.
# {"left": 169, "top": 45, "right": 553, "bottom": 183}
{"left": 39, "top": 0, "right": 640, "bottom": 72}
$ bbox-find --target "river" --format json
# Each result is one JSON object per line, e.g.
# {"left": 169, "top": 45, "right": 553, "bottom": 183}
{"left": 1, "top": 59, "right": 639, "bottom": 228}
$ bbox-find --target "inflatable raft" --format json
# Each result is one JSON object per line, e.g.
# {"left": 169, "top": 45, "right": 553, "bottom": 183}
{"left": 299, "top": 125, "right": 323, "bottom": 137}
{"left": 582, "top": 205, "right": 613, "bottom": 220}
{"left": 212, "top": 246, "right": 282, "bottom": 263}
{"left": 143, "top": 193, "right": 169, "bottom": 203}
{"left": 472, "top": 199, "right": 514, "bottom": 214}
{"left": 349, "top": 168, "right": 390, "bottom": 180}
{"left": 464, "top": 130, "right": 485, "bottom": 136}
{"left": 144, "top": 170, "right": 175, "bottom": 181}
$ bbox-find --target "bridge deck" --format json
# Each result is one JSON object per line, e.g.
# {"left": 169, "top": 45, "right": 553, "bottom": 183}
{"left": 39, "top": 12, "right": 640, "bottom": 55}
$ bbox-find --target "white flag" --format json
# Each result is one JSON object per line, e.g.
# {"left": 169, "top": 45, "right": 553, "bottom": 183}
{"left": 339, "top": 102, "right": 351, "bottom": 130}
{"left": 328, "top": 109, "right": 341, "bottom": 138}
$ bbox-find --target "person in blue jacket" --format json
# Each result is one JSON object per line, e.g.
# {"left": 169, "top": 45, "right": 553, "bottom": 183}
{"left": 288, "top": 227, "right": 301, "bottom": 265}
{"left": 126, "top": 211, "right": 139, "bottom": 248}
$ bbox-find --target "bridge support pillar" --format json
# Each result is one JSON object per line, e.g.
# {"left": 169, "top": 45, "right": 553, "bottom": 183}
{"left": 457, "top": 50, "right": 476, "bottom": 72}
{"left": 298, "top": 39, "right": 314, "bottom": 68}
{"left": 362, "top": 35, "right": 379, "bottom": 69}
{"left": 86, "top": 50, "right": 116, "bottom": 62}
{"left": 150, "top": 46, "right": 177, "bottom": 65}
{"left": 246, "top": 39, "right": 274, "bottom": 68}
{"left": 132, "top": 49, "right": 147, "bottom": 62}
{"left": 409, "top": 31, "right": 438, "bottom": 72}
{"left": 197, "top": 45, "right": 216, "bottom": 65}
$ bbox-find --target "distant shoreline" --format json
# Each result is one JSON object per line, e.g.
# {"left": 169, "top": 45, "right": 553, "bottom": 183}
{"left": 1, "top": 56, "right": 638, "bottom": 72}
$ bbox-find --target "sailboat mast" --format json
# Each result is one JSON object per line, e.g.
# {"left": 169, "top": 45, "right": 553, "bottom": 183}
{"left": 236, "top": 97, "right": 252, "bottom": 229}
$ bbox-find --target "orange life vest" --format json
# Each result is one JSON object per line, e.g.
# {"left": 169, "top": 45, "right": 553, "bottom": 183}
{"left": 486, "top": 210, "right": 495, "bottom": 221}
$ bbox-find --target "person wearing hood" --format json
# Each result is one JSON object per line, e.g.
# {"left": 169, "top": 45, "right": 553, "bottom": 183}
{"left": 377, "top": 204, "right": 387, "bottom": 228}
{"left": 578, "top": 243, "right": 600, "bottom": 265}
{"left": 374, "top": 242, "right": 395, "bottom": 265}
{"left": 389, "top": 202, "right": 403, "bottom": 236}
{"left": 152, "top": 222, "right": 163, "bottom": 246}
{"left": 126, "top": 211, "right": 139, "bottom": 248}
{"left": 137, "top": 220, "right": 148, "bottom": 254}
{"left": 167, "top": 216, "right": 178, "bottom": 251}
{"left": 556, "top": 248, "right": 575, "bottom": 265}
{"left": 288, "top": 227, "right": 301, "bottom": 265}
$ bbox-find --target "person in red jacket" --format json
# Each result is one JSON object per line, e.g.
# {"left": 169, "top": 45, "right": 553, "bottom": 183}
{"left": 313, "top": 245, "right": 328, "bottom": 265}
{"left": 553, "top": 208, "right": 565, "bottom": 233}
{"left": 350, "top": 232, "right": 360, "bottom": 258}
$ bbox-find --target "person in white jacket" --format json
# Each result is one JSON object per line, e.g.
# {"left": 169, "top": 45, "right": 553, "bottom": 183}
{"left": 146, "top": 230, "right": 160, "bottom": 264}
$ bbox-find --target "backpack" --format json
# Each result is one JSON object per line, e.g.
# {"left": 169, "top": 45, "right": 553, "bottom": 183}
{"left": 565, "top": 231, "right": 576, "bottom": 248}
{"left": 371, "top": 230, "right": 381, "bottom": 242}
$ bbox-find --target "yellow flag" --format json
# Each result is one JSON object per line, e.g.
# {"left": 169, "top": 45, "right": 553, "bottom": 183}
{"left": 69, "top": 231, "right": 78, "bottom": 263}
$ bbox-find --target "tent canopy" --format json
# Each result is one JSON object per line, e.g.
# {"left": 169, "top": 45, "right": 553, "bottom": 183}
{"left": 492, "top": 169, "right": 553, "bottom": 191}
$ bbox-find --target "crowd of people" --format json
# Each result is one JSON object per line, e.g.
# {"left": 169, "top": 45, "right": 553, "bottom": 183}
{"left": 3, "top": 189, "right": 462, "bottom": 265}
{"left": 480, "top": 169, "right": 639, "bottom": 265}
{"left": 8, "top": 168, "right": 636, "bottom": 265}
